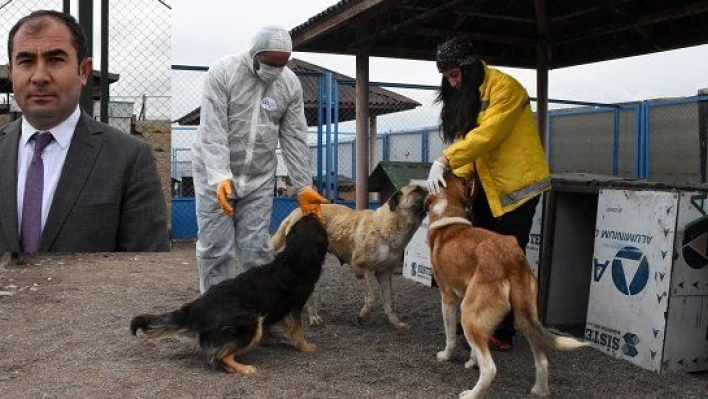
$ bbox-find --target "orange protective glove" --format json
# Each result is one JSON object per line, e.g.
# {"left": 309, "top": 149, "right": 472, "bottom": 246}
{"left": 216, "top": 179, "right": 235, "bottom": 218}
{"left": 297, "top": 188, "right": 329, "bottom": 220}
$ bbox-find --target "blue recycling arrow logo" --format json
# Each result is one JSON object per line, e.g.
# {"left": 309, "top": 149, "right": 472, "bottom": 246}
{"left": 612, "top": 246, "right": 650, "bottom": 295}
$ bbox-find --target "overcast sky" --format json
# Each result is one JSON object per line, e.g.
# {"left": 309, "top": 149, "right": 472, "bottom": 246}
{"left": 173, "top": 0, "right": 708, "bottom": 105}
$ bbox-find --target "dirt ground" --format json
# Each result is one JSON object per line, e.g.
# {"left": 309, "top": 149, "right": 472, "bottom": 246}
{"left": 1, "top": 243, "right": 706, "bottom": 399}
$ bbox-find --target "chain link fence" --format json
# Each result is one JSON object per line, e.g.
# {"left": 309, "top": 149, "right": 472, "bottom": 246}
{"left": 1, "top": 0, "right": 172, "bottom": 228}
{"left": 548, "top": 104, "right": 637, "bottom": 177}
{"left": 647, "top": 96, "right": 707, "bottom": 183}
{"left": 546, "top": 95, "right": 708, "bottom": 183}
{"left": 107, "top": 0, "right": 172, "bottom": 221}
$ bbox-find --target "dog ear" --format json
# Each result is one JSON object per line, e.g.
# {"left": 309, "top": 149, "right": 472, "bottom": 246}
{"left": 388, "top": 190, "right": 403, "bottom": 211}
{"left": 424, "top": 195, "right": 432, "bottom": 212}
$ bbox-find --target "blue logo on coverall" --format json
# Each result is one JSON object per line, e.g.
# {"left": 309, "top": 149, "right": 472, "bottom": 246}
{"left": 261, "top": 97, "right": 277, "bottom": 111}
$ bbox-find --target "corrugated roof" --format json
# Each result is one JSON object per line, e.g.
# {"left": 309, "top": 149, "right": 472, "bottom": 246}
{"left": 290, "top": 0, "right": 363, "bottom": 37}
{"left": 290, "top": 0, "right": 708, "bottom": 69}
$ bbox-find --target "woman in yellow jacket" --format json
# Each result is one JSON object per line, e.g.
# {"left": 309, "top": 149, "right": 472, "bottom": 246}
{"left": 427, "top": 37, "right": 550, "bottom": 351}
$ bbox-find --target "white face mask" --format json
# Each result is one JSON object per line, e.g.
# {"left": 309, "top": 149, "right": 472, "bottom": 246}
{"left": 256, "top": 63, "right": 284, "bottom": 83}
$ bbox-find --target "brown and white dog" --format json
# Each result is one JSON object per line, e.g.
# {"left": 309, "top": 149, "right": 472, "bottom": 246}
{"left": 272, "top": 185, "right": 427, "bottom": 330}
{"left": 425, "top": 174, "right": 587, "bottom": 398}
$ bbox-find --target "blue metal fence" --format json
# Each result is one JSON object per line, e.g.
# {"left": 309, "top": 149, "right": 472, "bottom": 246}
{"left": 170, "top": 64, "right": 707, "bottom": 240}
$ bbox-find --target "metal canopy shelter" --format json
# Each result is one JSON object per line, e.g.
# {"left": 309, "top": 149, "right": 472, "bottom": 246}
{"left": 289, "top": 0, "right": 708, "bottom": 209}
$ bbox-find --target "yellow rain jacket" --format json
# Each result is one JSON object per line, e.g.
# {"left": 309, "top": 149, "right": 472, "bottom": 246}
{"left": 443, "top": 63, "right": 550, "bottom": 217}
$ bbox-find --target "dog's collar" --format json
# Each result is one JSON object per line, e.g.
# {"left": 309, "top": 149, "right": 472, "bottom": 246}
{"left": 428, "top": 216, "right": 472, "bottom": 231}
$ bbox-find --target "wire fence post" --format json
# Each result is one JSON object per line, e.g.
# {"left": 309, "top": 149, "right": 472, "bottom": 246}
{"left": 333, "top": 77, "right": 340, "bottom": 201}
{"left": 324, "top": 71, "right": 333, "bottom": 201}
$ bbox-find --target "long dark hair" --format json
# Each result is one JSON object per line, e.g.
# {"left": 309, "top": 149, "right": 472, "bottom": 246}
{"left": 435, "top": 60, "right": 485, "bottom": 144}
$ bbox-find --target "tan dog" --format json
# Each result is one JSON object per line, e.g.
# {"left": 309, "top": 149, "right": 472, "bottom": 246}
{"left": 272, "top": 185, "right": 427, "bottom": 330}
{"left": 426, "top": 174, "right": 587, "bottom": 398}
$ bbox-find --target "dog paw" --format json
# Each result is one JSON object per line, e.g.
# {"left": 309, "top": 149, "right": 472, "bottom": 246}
{"left": 308, "top": 314, "right": 323, "bottom": 326}
{"left": 464, "top": 358, "right": 478, "bottom": 369}
{"left": 242, "top": 365, "right": 257, "bottom": 375}
{"left": 297, "top": 342, "right": 317, "bottom": 353}
{"left": 459, "top": 390, "right": 481, "bottom": 399}
{"left": 231, "top": 365, "right": 257, "bottom": 375}
{"left": 393, "top": 321, "right": 410, "bottom": 331}
{"left": 355, "top": 314, "right": 367, "bottom": 325}
{"left": 530, "top": 384, "right": 550, "bottom": 397}
{"left": 352, "top": 267, "right": 365, "bottom": 279}
{"left": 436, "top": 350, "right": 452, "bottom": 362}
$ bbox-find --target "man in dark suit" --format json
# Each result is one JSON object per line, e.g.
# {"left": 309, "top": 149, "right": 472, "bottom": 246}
{"left": 0, "top": 10, "right": 168, "bottom": 252}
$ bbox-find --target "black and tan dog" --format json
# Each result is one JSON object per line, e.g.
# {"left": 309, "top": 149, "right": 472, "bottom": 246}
{"left": 426, "top": 174, "right": 587, "bottom": 398}
{"left": 272, "top": 185, "right": 427, "bottom": 330}
{"left": 130, "top": 214, "right": 328, "bottom": 374}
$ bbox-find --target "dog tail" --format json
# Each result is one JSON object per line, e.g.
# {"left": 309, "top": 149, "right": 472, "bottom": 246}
{"left": 516, "top": 312, "right": 588, "bottom": 352}
{"left": 512, "top": 259, "right": 588, "bottom": 352}
{"left": 271, "top": 209, "right": 302, "bottom": 254}
{"left": 130, "top": 303, "right": 194, "bottom": 338}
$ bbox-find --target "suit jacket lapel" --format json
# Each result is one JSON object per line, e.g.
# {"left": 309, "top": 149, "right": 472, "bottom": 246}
{"left": 0, "top": 120, "right": 22, "bottom": 250}
{"left": 40, "top": 113, "right": 104, "bottom": 251}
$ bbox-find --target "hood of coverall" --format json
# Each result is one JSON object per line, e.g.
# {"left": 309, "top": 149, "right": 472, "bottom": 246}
{"left": 249, "top": 26, "right": 292, "bottom": 83}
{"left": 250, "top": 25, "right": 292, "bottom": 54}
{"left": 249, "top": 25, "right": 292, "bottom": 64}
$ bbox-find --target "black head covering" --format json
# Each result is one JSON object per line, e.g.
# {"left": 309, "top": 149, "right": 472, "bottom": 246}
{"left": 435, "top": 37, "right": 478, "bottom": 72}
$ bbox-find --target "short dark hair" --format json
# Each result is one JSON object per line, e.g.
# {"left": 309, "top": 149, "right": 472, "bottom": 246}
{"left": 7, "top": 10, "right": 88, "bottom": 62}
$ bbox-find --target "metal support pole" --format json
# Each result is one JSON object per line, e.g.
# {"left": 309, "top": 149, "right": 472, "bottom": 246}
{"left": 325, "top": 72, "right": 333, "bottom": 200}
{"left": 613, "top": 108, "right": 620, "bottom": 176}
{"left": 699, "top": 90, "right": 708, "bottom": 183}
{"left": 100, "top": 0, "right": 109, "bottom": 124}
{"left": 369, "top": 116, "right": 377, "bottom": 170}
{"left": 78, "top": 0, "right": 93, "bottom": 116}
{"left": 383, "top": 134, "right": 389, "bottom": 161}
{"left": 333, "top": 78, "right": 340, "bottom": 201}
{"left": 534, "top": 0, "right": 551, "bottom": 314}
{"left": 643, "top": 101, "right": 650, "bottom": 179}
{"left": 535, "top": 0, "right": 549, "bottom": 147}
{"left": 546, "top": 113, "right": 553, "bottom": 165}
{"left": 351, "top": 143, "right": 356, "bottom": 182}
{"left": 633, "top": 103, "right": 642, "bottom": 178}
{"left": 355, "top": 54, "right": 370, "bottom": 210}
{"left": 316, "top": 74, "right": 324, "bottom": 192}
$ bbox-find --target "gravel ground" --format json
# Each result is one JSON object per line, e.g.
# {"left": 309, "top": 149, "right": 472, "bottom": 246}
{"left": 1, "top": 243, "right": 706, "bottom": 398}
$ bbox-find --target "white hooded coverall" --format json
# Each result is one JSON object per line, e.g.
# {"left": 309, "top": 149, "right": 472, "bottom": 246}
{"left": 191, "top": 26, "right": 312, "bottom": 293}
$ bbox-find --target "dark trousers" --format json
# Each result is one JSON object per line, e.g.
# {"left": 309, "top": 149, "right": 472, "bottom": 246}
{"left": 471, "top": 190, "right": 540, "bottom": 342}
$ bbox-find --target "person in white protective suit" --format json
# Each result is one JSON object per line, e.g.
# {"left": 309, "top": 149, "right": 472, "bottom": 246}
{"left": 191, "top": 25, "right": 328, "bottom": 293}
